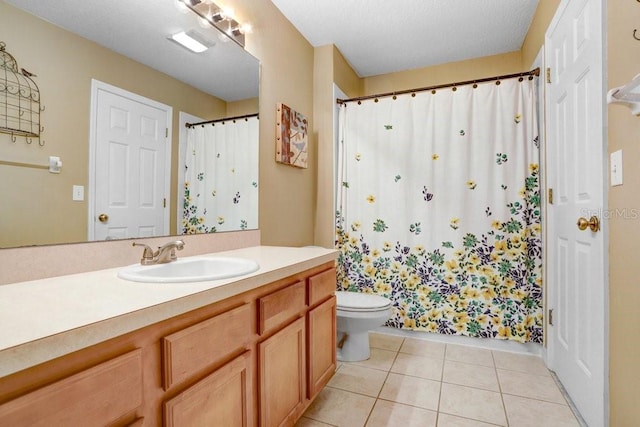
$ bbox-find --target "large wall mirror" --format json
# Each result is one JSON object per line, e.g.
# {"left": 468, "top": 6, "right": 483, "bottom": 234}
{"left": 0, "top": 0, "right": 260, "bottom": 249}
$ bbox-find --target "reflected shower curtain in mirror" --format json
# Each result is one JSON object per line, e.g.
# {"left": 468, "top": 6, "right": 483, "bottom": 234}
{"left": 183, "top": 116, "right": 258, "bottom": 233}
{"left": 336, "top": 77, "right": 542, "bottom": 343}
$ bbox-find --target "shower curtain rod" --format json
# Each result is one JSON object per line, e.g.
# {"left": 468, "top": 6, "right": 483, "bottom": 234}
{"left": 336, "top": 68, "right": 540, "bottom": 105}
{"left": 185, "top": 112, "right": 259, "bottom": 128}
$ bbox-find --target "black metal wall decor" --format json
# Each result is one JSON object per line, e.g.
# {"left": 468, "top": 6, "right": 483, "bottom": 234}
{"left": 0, "top": 41, "right": 44, "bottom": 145}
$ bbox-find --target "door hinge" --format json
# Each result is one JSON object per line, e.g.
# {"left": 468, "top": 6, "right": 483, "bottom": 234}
{"left": 165, "top": 128, "right": 168, "bottom": 138}
{"left": 548, "top": 188, "right": 553, "bottom": 205}
{"left": 548, "top": 309, "right": 554, "bottom": 326}
{"left": 163, "top": 198, "right": 166, "bottom": 208}
{"left": 546, "top": 67, "right": 552, "bottom": 84}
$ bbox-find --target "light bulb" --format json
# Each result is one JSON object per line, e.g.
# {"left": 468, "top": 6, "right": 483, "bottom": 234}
{"left": 222, "top": 7, "right": 235, "bottom": 20}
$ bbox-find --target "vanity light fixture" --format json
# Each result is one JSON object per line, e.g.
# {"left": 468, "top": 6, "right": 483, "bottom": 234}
{"left": 230, "top": 23, "right": 252, "bottom": 37}
{"left": 170, "top": 31, "right": 209, "bottom": 53}
{"left": 177, "top": 0, "right": 248, "bottom": 47}
{"left": 210, "top": 10, "right": 227, "bottom": 23}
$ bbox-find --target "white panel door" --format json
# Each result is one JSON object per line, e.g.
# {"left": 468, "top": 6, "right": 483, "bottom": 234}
{"left": 90, "top": 81, "right": 172, "bottom": 241}
{"left": 545, "top": 0, "right": 607, "bottom": 425}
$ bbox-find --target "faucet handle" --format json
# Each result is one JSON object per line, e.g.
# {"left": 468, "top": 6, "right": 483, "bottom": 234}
{"left": 132, "top": 242, "right": 156, "bottom": 265}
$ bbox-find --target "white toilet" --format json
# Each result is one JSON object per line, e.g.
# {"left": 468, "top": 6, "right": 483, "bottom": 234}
{"left": 336, "top": 291, "right": 393, "bottom": 362}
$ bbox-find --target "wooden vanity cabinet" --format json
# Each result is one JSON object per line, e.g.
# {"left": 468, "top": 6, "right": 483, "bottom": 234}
{"left": 257, "top": 267, "right": 337, "bottom": 427}
{"left": 0, "top": 263, "right": 336, "bottom": 427}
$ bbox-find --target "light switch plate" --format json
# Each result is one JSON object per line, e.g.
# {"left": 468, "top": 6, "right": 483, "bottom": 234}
{"left": 72, "top": 185, "right": 84, "bottom": 201}
{"left": 610, "top": 150, "right": 623, "bottom": 186}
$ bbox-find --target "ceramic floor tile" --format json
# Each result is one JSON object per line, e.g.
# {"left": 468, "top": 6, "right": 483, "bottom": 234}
{"left": 390, "top": 352, "right": 444, "bottom": 381}
{"left": 497, "top": 369, "right": 567, "bottom": 404}
{"left": 328, "top": 364, "right": 388, "bottom": 397}
{"left": 439, "top": 382, "right": 507, "bottom": 426}
{"left": 492, "top": 351, "right": 550, "bottom": 376}
{"left": 295, "top": 417, "right": 337, "bottom": 427}
{"left": 369, "top": 332, "right": 404, "bottom": 352}
{"left": 348, "top": 347, "right": 398, "bottom": 372}
{"left": 399, "top": 337, "right": 446, "bottom": 359}
{"left": 436, "top": 413, "right": 502, "bottom": 427}
{"left": 442, "top": 360, "right": 500, "bottom": 392}
{"left": 445, "top": 343, "right": 495, "bottom": 367}
{"left": 502, "top": 394, "right": 580, "bottom": 427}
{"left": 378, "top": 372, "right": 441, "bottom": 411}
{"left": 365, "top": 399, "right": 437, "bottom": 427}
{"left": 303, "top": 387, "right": 376, "bottom": 427}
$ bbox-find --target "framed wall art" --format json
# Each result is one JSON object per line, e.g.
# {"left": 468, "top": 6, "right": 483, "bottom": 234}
{"left": 276, "top": 102, "right": 308, "bottom": 168}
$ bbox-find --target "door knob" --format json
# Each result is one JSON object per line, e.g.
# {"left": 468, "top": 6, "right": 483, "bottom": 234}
{"left": 577, "top": 216, "right": 600, "bottom": 232}
{"left": 98, "top": 213, "right": 109, "bottom": 223}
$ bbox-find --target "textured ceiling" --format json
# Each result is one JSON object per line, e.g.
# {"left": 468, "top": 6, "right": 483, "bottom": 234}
{"left": 270, "top": 0, "right": 540, "bottom": 77}
{"left": 6, "top": 0, "right": 540, "bottom": 99}
{"left": 4, "top": 0, "right": 259, "bottom": 101}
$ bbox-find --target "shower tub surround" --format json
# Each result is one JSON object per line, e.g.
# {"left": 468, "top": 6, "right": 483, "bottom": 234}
{"left": 0, "top": 245, "right": 338, "bottom": 426}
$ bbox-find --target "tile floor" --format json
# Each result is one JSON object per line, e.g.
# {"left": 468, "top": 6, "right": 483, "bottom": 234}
{"left": 296, "top": 332, "right": 581, "bottom": 427}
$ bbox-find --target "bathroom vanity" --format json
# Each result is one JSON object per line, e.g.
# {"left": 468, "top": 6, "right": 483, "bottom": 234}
{"left": 0, "top": 246, "right": 337, "bottom": 426}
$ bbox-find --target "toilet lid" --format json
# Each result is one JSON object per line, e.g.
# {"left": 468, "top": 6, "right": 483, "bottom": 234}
{"left": 336, "top": 291, "right": 392, "bottom": 311}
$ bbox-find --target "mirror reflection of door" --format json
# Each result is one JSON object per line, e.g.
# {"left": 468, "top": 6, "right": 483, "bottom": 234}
{"left": 89, "top": 80, "right": 172, "bottom": 241}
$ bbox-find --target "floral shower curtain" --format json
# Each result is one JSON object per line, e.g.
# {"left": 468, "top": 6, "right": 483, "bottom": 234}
{"left": 336, "top": 77, "right": 543, "bottom": 343}
{"left": 183, "top": 116, "right": 259, "bottom": 233}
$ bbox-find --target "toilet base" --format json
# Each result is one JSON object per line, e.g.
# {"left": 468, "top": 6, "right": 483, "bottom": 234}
{"left": 336, "top": 331, "right": 370, "bottom": 362}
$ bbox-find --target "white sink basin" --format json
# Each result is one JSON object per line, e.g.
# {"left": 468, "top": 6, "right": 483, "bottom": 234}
{"left": 117, "top": 256, "right": 260, "bottom": 283}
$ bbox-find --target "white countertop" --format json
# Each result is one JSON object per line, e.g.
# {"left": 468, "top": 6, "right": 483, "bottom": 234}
{"left": 0, "top": 245, "right": 337, "bottom": 377}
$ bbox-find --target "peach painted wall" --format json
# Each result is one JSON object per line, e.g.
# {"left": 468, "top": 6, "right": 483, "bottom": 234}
{"left": 363, "top": 51, "right": 524, "bottom": 96}
{"left": 520, "top": 0, "right": 562, "bottom": 68}
{"left": 232, "top": 0, "right": 316, "bottom": 247}
{"left": 606, "top": 1, "right": 640, "bottom": 424}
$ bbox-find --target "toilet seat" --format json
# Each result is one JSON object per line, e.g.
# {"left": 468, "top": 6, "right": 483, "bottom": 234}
{"left": 336, "top": 291, "right": 392, "bottom": 312}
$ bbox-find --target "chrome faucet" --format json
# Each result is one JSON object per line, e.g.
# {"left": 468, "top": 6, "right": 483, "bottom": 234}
{"left": 132, "top": 240, "right": 185, "bottom": 265}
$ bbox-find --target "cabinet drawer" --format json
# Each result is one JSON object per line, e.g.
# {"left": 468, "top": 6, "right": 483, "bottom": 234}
{"left": 0, "top": 349, "right": 142, "bottom": 427}
{"left": 163, "top": 303, "right": 253, "bottom": 390}
{"left": 258, "top": 281, "right": 306, "bottom": 335}
{"left": 308, "top": 268, "right": 336, "bottom": 307}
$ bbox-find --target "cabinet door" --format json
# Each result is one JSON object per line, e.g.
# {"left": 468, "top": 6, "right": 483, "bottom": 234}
{"left": 164, "top": 351, "right": 254, "bottom": 427}
{"left": 308, "top": 295, "right": 336, "bottom": 399}
{"left": 259, "top": 317, "right": 306, "bottom": 427}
